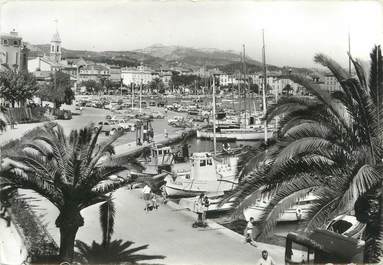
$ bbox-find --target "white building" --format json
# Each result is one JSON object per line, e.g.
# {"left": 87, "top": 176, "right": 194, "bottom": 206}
{"left": 121, "top": 64, "right": 159, "bottom": 86}
{"left": 0, "top": 29, "right": 26, "bottom": 71}
{"left": 321, "top": 73, "right": 341, "bottom": 92}
{"left": 78, "top": 64, "right": 110, "bottom": 82}
{"left": 159, "top": 69, "right": 172, "bottom": 87}
{"left": 218, "top": 74, "right": 230, "bottom": 86}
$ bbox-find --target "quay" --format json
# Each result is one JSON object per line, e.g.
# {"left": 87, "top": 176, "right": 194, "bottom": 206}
{"left": 114, "top": 128, "right": 196, "bottom": 158}
{"left": 18, "top": 188, "right": 286, "bottom": 265}
{"left": 1, "top": 109, "right": 286, "bottom": 264}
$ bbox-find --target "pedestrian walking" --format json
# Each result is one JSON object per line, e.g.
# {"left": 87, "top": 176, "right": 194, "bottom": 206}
{"left": 255, "top": 250, "right": 275, "bottom": 265}
{"left": 142, "top": 185, "right": 151, "bottom": 212}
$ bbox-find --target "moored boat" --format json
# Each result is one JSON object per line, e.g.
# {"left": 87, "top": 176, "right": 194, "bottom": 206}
{"left": 164, "top": 152, "right": 238, "bottom": 197}
{"left": 197, "top": 127, "right": 274, "bottom": 141}
{"left": 243, "top": 193, "right": 317, "bottom": 222}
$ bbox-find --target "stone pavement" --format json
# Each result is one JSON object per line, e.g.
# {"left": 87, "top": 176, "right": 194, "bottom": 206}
{"left": 19, "top": 188, "right": 286, "bottom": 265}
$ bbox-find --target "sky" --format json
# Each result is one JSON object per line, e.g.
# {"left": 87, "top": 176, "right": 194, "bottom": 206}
{"left": 0, "top": 0, "right": 382, "bottom": 68}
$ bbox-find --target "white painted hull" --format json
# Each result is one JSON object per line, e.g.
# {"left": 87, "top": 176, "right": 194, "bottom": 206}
{"left": 178, "top": 196, "right": 234, "bottom": 212}
{"left": 243, "top": 204, "right": 312, "bottom": 222}
{"left": 197, "top": 129, "right": 274, "bottom": 141}
{"left": 164, "top": 178, "right": 237, "bottom": 197}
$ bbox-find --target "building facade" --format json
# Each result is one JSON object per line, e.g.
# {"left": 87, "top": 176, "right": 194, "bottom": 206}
{"left": 321, "top": 73, "right": 341, "bottom": 92}
{"left": 0, "top": 30, "right": 24, "bottom": 70}
{"left": 78, "top": 64, "right": 110, "bottom": 82}
{"left": 121, "top": 64, "right": 159, "bottom": 86}
{"left": 108, "top": 65, "right": 121, "bottom": 83}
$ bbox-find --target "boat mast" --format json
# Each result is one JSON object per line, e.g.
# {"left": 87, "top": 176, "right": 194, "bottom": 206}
{"left": 232, "top": 66, "right": 235, "bottom": 111}
{"left": 262, "top": 29, "right": 268, "bottom": 144}
{"left": 348, "top": 31, "right": 351, "bottom": 76}
{"left": 131, "top": 83, "right": 134, "bottom": 110}
{"left": 212, "top": 75, "right": 217, "bottom": 155}
{"left": 140, "top": 65, "right": 143, "bottom": 113}
{"left": 243, "top": 44, "right": 247, "bottom": 129}
{"left": 239, "top": 50, "right": 242, "bottom": 110}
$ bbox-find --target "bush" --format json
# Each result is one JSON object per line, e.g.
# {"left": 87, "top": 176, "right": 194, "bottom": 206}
{"left": 8, "top": 195, "right": 59, "bottom": 262}
{"left": 5, "top": 107, "right": 48, "bottom": 124}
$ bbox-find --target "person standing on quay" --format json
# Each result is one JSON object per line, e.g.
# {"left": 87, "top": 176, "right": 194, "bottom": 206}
{"left": 244, "top": 217, "right": 257, "bottom": 246}
{"left": 193, "top": 193, "right": 204, "bottom": 225}
{"left": 142, "top": 185, "right": 151, "bottom": 212}
{"left": 255, "top": 250, "right": 275, "bottom": 265}
{"left": 202, "top": 194, "right": 210, "bottom": 222}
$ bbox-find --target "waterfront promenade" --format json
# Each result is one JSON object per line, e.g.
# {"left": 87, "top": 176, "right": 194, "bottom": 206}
{"left": 0, "top": 107, "right": 286, "bottom": 264}
{"left": 18, "top": 188, "right": 285, "bottom": 265}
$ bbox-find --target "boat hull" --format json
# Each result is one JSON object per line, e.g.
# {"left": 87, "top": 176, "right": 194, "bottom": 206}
{"left": 164, "top": 178, "right": 237, "bottom": 197}
{"left": 178, "top": 196, "right": 234, "bottom": 212}
{"left": 243, "top": 204, "right": 312, "bottom": 222}
{"left": 197, "top": 130, "right": 274, "bottom": 141}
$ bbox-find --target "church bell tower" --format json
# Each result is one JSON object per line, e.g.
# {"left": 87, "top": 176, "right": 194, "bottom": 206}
{"left": 50, "top": 21, "right": 62, "bottom": 62}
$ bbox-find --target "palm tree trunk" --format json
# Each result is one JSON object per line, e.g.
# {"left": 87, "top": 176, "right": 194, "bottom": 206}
{"left": 363, "top": 188, "right": 382, "bottom": 263}
{"left": 59, "top": 225, "right": 80, "bottom": 261}
{"left": 55, "top": 207, "right": 84, "bottom": 262}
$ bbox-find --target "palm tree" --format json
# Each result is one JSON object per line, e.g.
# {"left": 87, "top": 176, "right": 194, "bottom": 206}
{"left": 0, "top": 123, "right": 133, "bottom": 262}
{"left": 224, "top": 46, "right": 383, "bottom": 263}
{"left": 75, "top": 195, "right": 165, "bottom": 264}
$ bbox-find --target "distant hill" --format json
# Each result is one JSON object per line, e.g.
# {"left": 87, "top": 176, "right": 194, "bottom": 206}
{"left": 134, "top": 44, "right": 264, "bottom": 69}
{"left": 26, "top": 43, "right": 313, "bottom": 74}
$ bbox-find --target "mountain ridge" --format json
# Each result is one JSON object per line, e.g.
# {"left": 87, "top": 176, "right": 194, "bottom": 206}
{"left": 26, "top": 43, "right": 312, "bottom": 74}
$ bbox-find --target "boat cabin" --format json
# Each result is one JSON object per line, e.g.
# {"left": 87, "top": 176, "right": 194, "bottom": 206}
{"left": 188, "top": 153, "right": 216, "bottom": 181}
{"left": 285, "top": 229, "right": 364, "bottom": 264}
{"left": 151, "top": 144, "right": 173, "bottom": 165}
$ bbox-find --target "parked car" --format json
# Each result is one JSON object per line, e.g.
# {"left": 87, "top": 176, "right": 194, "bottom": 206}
{"left": 110, "top": 118, "right": 134, "bottom": 131}
{"left": 94, "top": 121, "right": 122, "bottom": 136}
{"left": 152, "top": 111, "right": 165, "bottom": 119}
{"left": 178, "top": 106, "right": 188, "bottom": 113}
{"left": 168, "top": 116, "right": 184, "bottom": 125}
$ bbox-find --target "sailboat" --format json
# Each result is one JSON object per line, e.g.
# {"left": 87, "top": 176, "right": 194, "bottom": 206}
{"left": 197, "top": 44, "right": 275, "bottom": 141}
{"left": 164, "top": 77, "right": 239, "bottom": 197}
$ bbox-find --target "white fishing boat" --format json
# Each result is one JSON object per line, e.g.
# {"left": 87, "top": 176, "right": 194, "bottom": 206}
{"left": 243, "top": 193, "right": 317, "bottom": 222}
{"left": 164, "top": 152, "right": 238, "bottom": 197}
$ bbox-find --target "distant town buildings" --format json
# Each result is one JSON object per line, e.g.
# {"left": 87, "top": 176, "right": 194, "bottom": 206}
{"left": 2, "top": 24, "right": 343, "bottom": 98}
{"left": 28, "top": 29, "right": 78, "bottom": 81}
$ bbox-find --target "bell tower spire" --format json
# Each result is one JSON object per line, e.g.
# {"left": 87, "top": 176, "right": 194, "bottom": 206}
{"left": 50, "top": 19, "right": 62, "bottom": 62}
